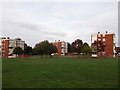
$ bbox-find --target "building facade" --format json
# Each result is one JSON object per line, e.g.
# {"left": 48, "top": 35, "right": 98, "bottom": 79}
{"left": 52, "top": 40, "right": 68, "bottom": 55}
{"left": 0, "top": 37, "right": 9, "bottom": 58}
{"left": 91, "top": 32, "right": 116, "bottom": 57}
{"left": 0, "top": 37, "right": 25, "bottom": 58}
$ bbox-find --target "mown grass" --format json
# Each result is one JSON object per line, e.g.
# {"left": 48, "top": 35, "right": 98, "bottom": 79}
{"left": 2, "top": 57, "right": 118, "bottom": 88}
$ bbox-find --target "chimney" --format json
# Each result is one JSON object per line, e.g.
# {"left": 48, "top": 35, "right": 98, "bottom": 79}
{"left": 7, "top": 37, "right": 9, "bottom": 39}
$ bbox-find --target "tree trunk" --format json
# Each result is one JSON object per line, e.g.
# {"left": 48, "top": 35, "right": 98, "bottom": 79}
{"left": 16, "top": 54, "right": 17, "bottom": 58}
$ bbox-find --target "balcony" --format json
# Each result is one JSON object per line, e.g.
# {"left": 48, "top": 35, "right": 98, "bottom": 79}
{"left": 9, "top": 46, "right": 13, "bottom": 49}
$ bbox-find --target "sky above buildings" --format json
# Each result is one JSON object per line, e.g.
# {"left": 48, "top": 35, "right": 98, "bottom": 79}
{"left": 0, "top": 0, "right": 119, "bottom": 47}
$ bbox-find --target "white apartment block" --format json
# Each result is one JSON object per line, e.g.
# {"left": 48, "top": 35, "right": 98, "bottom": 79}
{"left": 61, "top": 41, "right": 68, "bottom": 55}
{"left": 9, "top": 38, "right": 25, "bottom": 55}
{"left": 52, "top": 40, "right": 68, "bottom": 55}
{"left": 0, "top": 37, "right": 25, "bottom": 58}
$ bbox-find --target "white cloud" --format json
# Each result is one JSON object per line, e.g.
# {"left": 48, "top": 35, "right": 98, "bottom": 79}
{"left": 1, "top": 2, "right": 118, "bottom": 46}
{"left": 0, "top": 3, "right": 2, "bottom": 37}
{"left": 1, "top": 0, "right": 119, "bottom": 2}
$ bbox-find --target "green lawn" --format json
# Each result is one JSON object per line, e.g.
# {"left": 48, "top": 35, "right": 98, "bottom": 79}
{"left": 2, "top": 57, "right": 118, "bottom": 88}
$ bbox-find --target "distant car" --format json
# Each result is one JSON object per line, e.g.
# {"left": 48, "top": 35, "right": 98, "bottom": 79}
{"left": 91, "top": 52, "right": 98, "bottom": 58}
{"left": 51, "top": 53, "right": 58, "bottom": 56}
{"left": 91, "top": 54, "right": 98, "bottom": 58}
{"left": 51, "top": 53, "right": 55, "bottom": 56}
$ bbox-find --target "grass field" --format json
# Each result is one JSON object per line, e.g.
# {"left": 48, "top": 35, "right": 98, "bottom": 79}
{"left": 2, "top": 57, "right": 118, "bottom": 88}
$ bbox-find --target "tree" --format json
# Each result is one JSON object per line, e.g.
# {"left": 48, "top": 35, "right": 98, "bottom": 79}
{"left": 24, "top": 43, "right": 32, "bottom": 55}
{"left": 13, "top": 47, "right": 24, "bottom": 57}
{"left": 71, "top": 39, "right": 83, "bottom": 55}
{"left": 48, "top": 43, "right": 57, "bottom": 57}
{"left": 97, "top": 41, "right": 105, "bottom": 52}
{"left": 33, "top": 40, "right": 57, "bottom": 57}
{"left": 93, "top": 40, "right": 105, "bottom": 52}
{"left": 33, "top": 42, "right": 44, "bottom": 56}
{"left": 82, "top": 43, "right": 91, "bottom": 55}
{"left": 91, "top": 41, "right": 97, "bottom": 53}
{"left": 67, "top": 43, "right": 71, "bottom": 53}
{"left": 92, "top": 40, "right": 105, "bottom": 56}
{"left": 115, "top": 47, "right": 120, "bottom": 54}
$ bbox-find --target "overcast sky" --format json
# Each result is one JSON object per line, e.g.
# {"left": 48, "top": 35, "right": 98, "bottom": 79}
{"left": 1, "top": 0, "right": 118, "bottom": 47}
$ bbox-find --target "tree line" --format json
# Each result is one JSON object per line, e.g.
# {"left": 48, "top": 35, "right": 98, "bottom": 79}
{"left": 13, "top": 40, "right": 57, "bottom": 57}
{"left": 13, "top": 39, "right": 92, "bottom": 57}
{"left": 69, "top": 39, "right": 91, "bottom": 55}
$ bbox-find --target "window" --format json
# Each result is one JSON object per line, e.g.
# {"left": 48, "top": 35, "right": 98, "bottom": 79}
{"left": 98, "top": 38, "right": 101, "bottom": 41}
{"left": 98, "top": 44, "right": 100, "bottom": 46}
{"left": 103, "top": 34, "right": 105, "bottom": 37}
{"left": 103, "top": 43, "right": 105, "bottom": 46}
{"left": 98, "top": 34, "right": 101, "bottom": 37}
{"left": 103, "top": 38, "right": 105, "bottom": 42}
{"left": 9, "top": 47, "right": 13, "bottom": 49}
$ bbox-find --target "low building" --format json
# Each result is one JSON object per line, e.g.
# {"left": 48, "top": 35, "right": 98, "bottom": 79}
{"left": 0, "top": 37, "right": 25, "bottom": 58}
{"left": 52, "top": 40, "right": 68, "bottom": 55}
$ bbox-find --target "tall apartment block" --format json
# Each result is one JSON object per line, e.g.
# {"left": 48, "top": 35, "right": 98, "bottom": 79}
{"left": 52, "top": 40, "right": 68, "bottom": 55}
{"left": 0, "top": 37, "right": 25, "bottom": 58}
{"left": 91, "top": 31, "right": 116, "bottom": 57}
